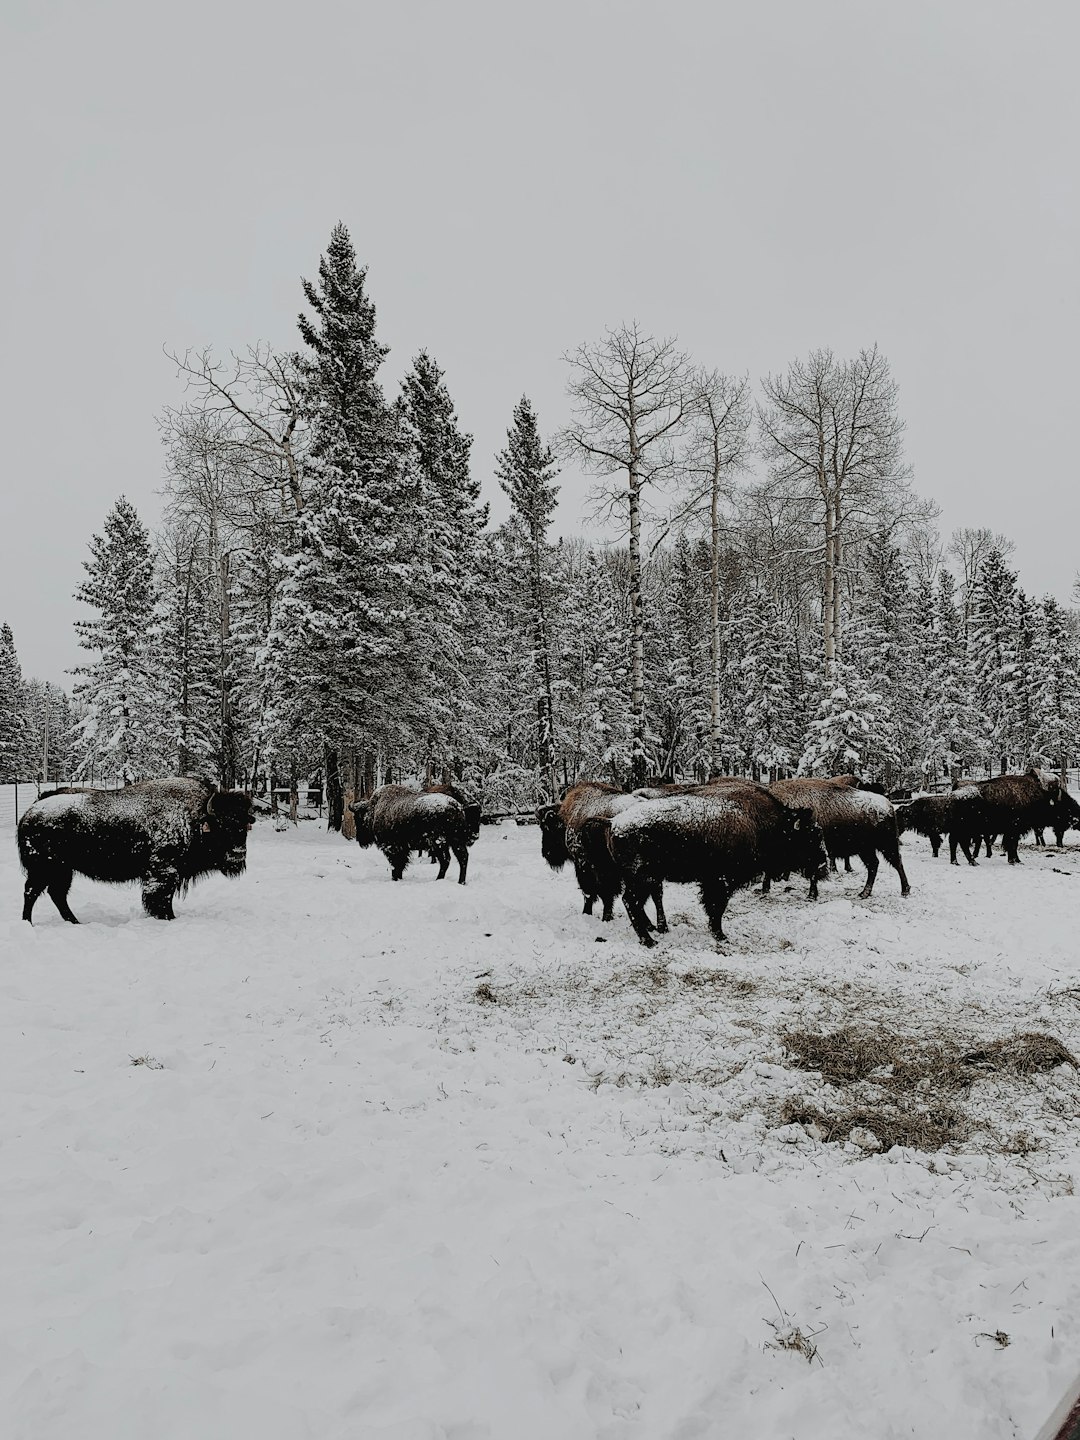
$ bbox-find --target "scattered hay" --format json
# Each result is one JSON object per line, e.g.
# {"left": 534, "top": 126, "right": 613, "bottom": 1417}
{"left": 678, "top": 968, "right": 757, "bottom": 996}
{"left": 781, "top": 1026, "right": 1075, "bottom": 1094}
{"left": 779, "top": 1097, "right": 967, "bottom": 1153}
{"left": 766, "top": 1320, "right": 823, "bottom": 1365}
{"left": 473, "top": 982, "right": 499, "bottom": 1005}
{"left": 959, "top": 1032, "right": 1076, "bottom": 1075}
{"left": 129, "top": 1054, "right": 164, "bottom": 1070}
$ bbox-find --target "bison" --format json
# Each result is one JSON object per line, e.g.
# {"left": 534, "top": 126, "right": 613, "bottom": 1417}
{"left": 766, "top": 776, "right": 911, "bottom": 898}
{"left": 603, "top": 783, "right": 828, "bottom": 946}
{"left": 896, "top": 787, "right": 989, "bottom": 866}
{"left": 537, "top": 782, "right": 667, "bottom": 931}
{"left": 18, "top": 777, "right": 255, "bottom": 923}
{"left": 962, "top": 769, "right": 1067, "bottom": 864}
{"left": 350, "top": 784, "right": 479, "bottom": 884}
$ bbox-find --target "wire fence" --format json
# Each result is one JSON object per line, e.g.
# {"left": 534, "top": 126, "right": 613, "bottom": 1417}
{"left": 0, "top": 779, "right": 128, "bottom": 833}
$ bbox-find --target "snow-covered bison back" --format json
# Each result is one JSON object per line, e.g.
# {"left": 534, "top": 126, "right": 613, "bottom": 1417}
{"left": 603, "top": 783, "right": 828, "bottom": 946}
{"left": 767, "top": 776, "right": 911, "bottom": 898}
{"left": 350, "top": 784, "right": 479, "bottom": 884}
{"left": 18, "top": 778, "right": 255, "bottom": 923}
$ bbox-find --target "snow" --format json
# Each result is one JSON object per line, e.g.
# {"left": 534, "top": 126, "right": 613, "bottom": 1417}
{"left": 611, "top": 793, "right": 738, "bottom": 833}
{"left": 4, "top": 819, "right": 1080, "bottom": 1439}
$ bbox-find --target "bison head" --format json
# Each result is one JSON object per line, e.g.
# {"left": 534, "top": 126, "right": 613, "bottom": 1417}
{"left": 349, "top": 799, "right": 375, "bottom": 848}
{"left": 462, "top": 802, "right": 482, "bottom": 847}
{"left": 201, "top": 790, "right": 255, "bottom": 876}
{"left": 536, "top": 803, "right": 568, "bottom": 870}
{"left": 786, "top": 804, "right": 829, "bottom": 882}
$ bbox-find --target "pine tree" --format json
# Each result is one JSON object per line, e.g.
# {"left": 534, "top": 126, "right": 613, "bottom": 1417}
{"left": 923, "top": 569, "right": 980, "bottom": 783}
{"left": 270, "top": 222, "right": 413, "bottom": 827}
{"left": 850, "top": 532, "right": 919, "bottom": 784}
{"left": 799, "top": 659, "right": 877, "bottom": 776}
{"left": 737, "top": 587, "right": 798, "bottom": 778}
{"left": 554, "top": 544, "right": 632, "bottom": 784}
{"left": 1032, "top": 596, "right": 1080, "bottom": 775}
{"left": 72, "top": 497, "right": 166, "bottom": 782}
{"left": 0, "top": 624, "right": 30, "bottom": 780}
{"left": 399, "top": 351, "right": 487, "bottom": 777}
{"left": 157, "top": 525, "right": 218, "bottom": 775}
{"left": 495, "top": 396, "right": 560, "bottom": 797}
{"left": 968, "top": 545, "right": 1020, "bottom": 773}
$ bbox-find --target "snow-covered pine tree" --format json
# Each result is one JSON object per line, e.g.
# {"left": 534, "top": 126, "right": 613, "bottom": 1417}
{"left": 399, "top": 351, "right": 488, "bottom": 779}
{"left": 645, "top": 537, "right": 710, "bottom": 778}
{"left": 0, "top": 624, "right": 30, "bottom": 780}
{"left": 495, "top": 395, "right": 560, "bottom": 798}
{"left": 553, "top": 542, "right": 632, "bottom": 785}
{"left": 922, "top": 568, "right": 979, "bottom": 783}
{"left": 737, "top": 586, "right": 799, "bottom": 779}
{"left": 72, "top": 497, "right": 167, "bottom": 783}
{"left": 1012, "top": 588, "right": 1039, "bottom": 767}
{"left": 270, "top": 222, "right": 415, "bottom": 828}
{"left": 157, "top": 523, "right": 219, "bottom": 776}
{"left": 1032, "top": 596, "right": 1080, "bottom": 776}
{"left": 968, "top": 544, "right": 1020, "bottom": 774}
{"left": 19, "top": 679, "right": 76, "bottom": 784}
{"left": 798, "top": 659, "right": 877, "bottom": 777}
{"left": 850, "top": 531, "right": 919, "bottom": 785}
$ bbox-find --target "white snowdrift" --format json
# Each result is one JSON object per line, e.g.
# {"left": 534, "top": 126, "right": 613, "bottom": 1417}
{"left": 3, "top": 819, "right": 1080, "bottom": 1439}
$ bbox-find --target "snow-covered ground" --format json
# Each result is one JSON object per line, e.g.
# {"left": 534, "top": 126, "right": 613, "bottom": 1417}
{"left": 3, "top": 817, "right": 1080, "bottom": 1439}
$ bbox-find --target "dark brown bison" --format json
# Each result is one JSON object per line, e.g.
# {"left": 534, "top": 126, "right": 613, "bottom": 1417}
{"left": 537, "top": 782, "right": 667, "bottom": 931}
{"left": 603, "top": 783, "right": 828, "bottom": 946}
{"left": 962, "top": 770, "right": 1067, "bottom": 864}
{"left": 896, "top": 787, "right": 989, "bottom": 866}
{"left": 350, "top": 784, "right": 478, "bottom": 884}
{"left": 766, "top": 776, "right": 910, "bottom": 898}
{"left": 18, "top": 777, "right": 254, "bottom": 923}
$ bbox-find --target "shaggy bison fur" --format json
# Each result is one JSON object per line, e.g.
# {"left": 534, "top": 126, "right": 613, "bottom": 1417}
{"left": 602, "top": 783, "right": 828, "bottom": 946}
{"left": 350, "top": 784, "right": 479, "bottom": 884}
{"left": 18, "top": 777, "right": 254, "bottom": 923}
{"left": 896, "top": 787, "right": 988, "bottom": 866}
{"left": 963, "top": 770, "right": 1067, "bottom": 864}
{"left": 766, "top": 776, "right": 911, "bottom": 898}
{"left": 537, "top": 782, "right": 667, "bottom": 931}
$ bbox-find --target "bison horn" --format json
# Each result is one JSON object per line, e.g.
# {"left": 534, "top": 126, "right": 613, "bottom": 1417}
{"left": 206, "top": 794, "right": 216, "bottom": 817}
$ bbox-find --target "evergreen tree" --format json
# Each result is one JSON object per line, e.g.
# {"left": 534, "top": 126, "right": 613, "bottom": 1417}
{"left": 72, "top": 497, "right": 165, "bottom": 782}
{"left": 554, "top": 544, "right": 632, "bottom": 784}
{"left": 968, "top": 545, "right": 1019, "bottom": 772}
{"left": 0, "top": 624, "right": 29, "bottom": 780}
{"left": 399, "top": 351, "right": 487, "bottom": 776}
{"left": 157, "top": 526, "right": 218, "bottom": 775}
{"left": 799, "top": 660, "right": 877, "bottom": 776}
{"left": 923, "top": 568, "right": 980, "bottom": 782}
{"left": 1032, "top": 596, "right": 1080, "bottom": 775}
{"left": 850, "top": 532, "right": 919, "bottom": 784}
{"left": 270, "top": 222, "right": 413, "bottom": 827}
{"left": 737, "top": 587, "right": 798, "bottom": 778}
{"left": 495, "top": 396, "right": 560, "bottom": 797}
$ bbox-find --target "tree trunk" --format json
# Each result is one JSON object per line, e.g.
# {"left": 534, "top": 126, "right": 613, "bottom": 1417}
{"left": 709, "top": 463, "right": 722, "bottom": 774}
{"left": 531, "top": 539, "right": 558, "bottom": 799}
{"left": 325, "top": 746, "right": 344, "bottom": 831}
{"left": 628, "top": 460, "right": 647, "bottom": 788}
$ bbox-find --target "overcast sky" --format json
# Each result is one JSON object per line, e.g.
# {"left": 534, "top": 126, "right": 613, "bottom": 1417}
{"left": 2, "top": 0, "right": 1077, "bottom": 682}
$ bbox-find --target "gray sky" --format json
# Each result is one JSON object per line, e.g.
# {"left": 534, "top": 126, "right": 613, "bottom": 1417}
{"left": 3, "top": 0, "right": 1077, "bottom": 683}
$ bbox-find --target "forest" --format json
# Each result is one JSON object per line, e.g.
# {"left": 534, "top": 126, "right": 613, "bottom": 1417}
{"left": 2, "top": 222, "right": 1077, "bottom": 827}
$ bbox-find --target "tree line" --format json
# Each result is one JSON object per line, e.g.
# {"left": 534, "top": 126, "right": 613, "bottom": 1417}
{"left": 2, "top": 223, "right": 1078, "bottom": 817}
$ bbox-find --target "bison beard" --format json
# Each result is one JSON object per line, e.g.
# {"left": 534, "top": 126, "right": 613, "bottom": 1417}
{"left": 605, "top": 785, "right": 828, "bottom": 946}
{"left": 350, "top": 785, "right": 478, "bottom": 884}
{"left": 18, "top": 778, "right": 254, "bottom": 923}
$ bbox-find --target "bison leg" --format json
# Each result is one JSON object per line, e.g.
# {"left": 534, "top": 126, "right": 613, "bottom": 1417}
{"left": 1034, "top": 830, "right": 1045, "bottom": 846}
{"left": 142, "top": 864, "right": 179, "bottom": 920}
{"left": 386, "top": 846, "right": 411, "bottom": 881}
{"left": 433, "top": 843, "right": 451, "bottom": 880}
{"left": 1056, "top": 829, "right": 1067, "bottom": 848}
{"left": 955, "top": 834, "right": 978, "bottom": 867}
{"left": 857, "top": 850, "right": 880, "bottom": 899}
{"left": 1004, "top": 828, "right": 1021, "bottom": 865}
{"left": 622, "top": 880, "right": 657, "bottom": 947}
{"left": 46, "top": 868, "right": 80, "bottom": 924}
{"left": 22, "top": 867, "right": 50, "bottom": 924}
{"left": 760, "top": 875, "right": 772, "bottom": 897}
{"left": 698, "top": 880, "right": 731, "bottom": 943}
{"left": 882, "top": 838, "right": 911, "bottom": 896}
{"left": 451, "top": 843, "right": 469, "bottom": 885}
{"left": 929, "top": 832, "right": 942, "bottom": 858}
{"left": 581, "top": 895, "right": 595, "bottom": 915}
{"left": 843, "top": 856, "right": 853, "bottom": 873}
{"left": 984, "top": 835, "right": 994, "bottom": 858}
{"left": 650, "top": 883, "right": 668, "bottom": 934}
{"left": 828, "top": 857, "right": 838, "bottom": 873}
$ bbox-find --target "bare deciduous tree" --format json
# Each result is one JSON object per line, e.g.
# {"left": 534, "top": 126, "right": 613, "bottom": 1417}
{"left": 560, "top": 323, "right": 691, "bottom": 784}
{"left": 758, "top": 346, "right": 910, "bottom": 675}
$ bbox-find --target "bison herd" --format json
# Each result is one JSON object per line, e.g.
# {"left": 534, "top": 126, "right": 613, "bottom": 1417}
{"left": 14, "top": 767, "right": 1079, "bottom": 938}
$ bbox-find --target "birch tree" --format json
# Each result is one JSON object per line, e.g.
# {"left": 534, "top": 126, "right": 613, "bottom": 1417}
{"left": 758, "top": 347, "right": 910, "bottom": 677}
{"left": 560, "top": 324, "right": 691, "bottom": 785}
